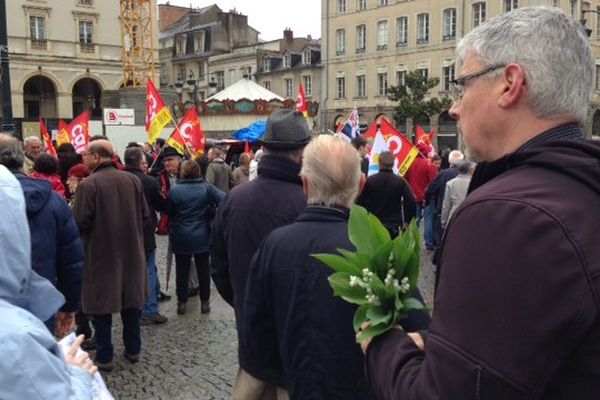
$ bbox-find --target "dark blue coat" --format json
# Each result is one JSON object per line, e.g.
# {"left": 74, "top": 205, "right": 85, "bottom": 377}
{"left": 14, "top": 172, "right": 83, "bottom": 312}
{"left": 166, "top": 178, "right": 224, "bottom": 255}
{"left": 242, "top": 206, "right": 431, "bottom": 399}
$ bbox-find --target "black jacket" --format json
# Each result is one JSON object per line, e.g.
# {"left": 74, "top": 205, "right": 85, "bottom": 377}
{"left": 209, "top": 154, "right": 307, "bottom": 369}
{"left": 124, "top": 167, "right": 165, "bottom": 252}
{"left": 425, "top": 167, "right": 459, "bottom": 212}
{"left": 356, "top": 169, "right": 416, "bottom": 236}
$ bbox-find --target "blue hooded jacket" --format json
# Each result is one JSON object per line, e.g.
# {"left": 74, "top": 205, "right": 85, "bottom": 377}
{"left": 13, "top": 171, "right": 83, "bottom": 313}
{"left": 0, "top": 165, "right": 92, "bottom": 399}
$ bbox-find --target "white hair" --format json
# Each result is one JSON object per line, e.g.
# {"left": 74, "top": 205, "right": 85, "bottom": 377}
{"left": 448, "top": 150, "right": 464, "bottom": 166}
{"left": 24, "top": 136, "right": 41, "bottom": 146}
{"left": 300, "top": 135, "right": 361, "bottom": 208}
{"left": 456, "top": 6, "right": 593, "bottom": 124}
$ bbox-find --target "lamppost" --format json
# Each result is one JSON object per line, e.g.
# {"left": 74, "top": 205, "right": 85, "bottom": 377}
{"left": 186, "top": 69, "right": 198, "bottom": 110}
{"left": 0, "top": 0, "right": 15, "bottom": 134}
{"left": 208, "top": 73, "right": 217, "bottom": 97}
{"left": 173, "top": 73, "right": 184, "bottom": 118}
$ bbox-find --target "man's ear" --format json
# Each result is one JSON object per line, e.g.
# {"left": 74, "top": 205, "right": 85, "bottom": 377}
{"left": 301, "top": 175, "right": 309, "bottom": 198}
{"left": 498, "top": 63, "right": 526, "bottom": 108}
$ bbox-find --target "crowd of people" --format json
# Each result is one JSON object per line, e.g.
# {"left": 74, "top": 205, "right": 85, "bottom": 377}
{"left": 0, "top": 6, "right": 599, "bottom": 400}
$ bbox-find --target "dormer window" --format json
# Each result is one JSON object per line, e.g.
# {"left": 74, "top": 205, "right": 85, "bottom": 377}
{"left": 263, "top": 58, "right": 270, "bottom": 72}
{"left": 302, "top": 50, "right": 311, "bottom": 65}
{"left": 284, "top": 54, "right": 292, "bottom": 68}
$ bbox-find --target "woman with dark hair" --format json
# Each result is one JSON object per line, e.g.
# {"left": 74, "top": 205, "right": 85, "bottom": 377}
{"left": 30, "top": 153, "right": 66, "bottom": 198}
{"left": 166, "top": 160, "right": 225, "bottom": 315}
{"left": 57, "top": 143, "right": 82, "bottom": 200}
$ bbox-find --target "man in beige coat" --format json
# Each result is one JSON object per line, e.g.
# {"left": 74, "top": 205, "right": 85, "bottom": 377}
{"left": 73, "top": 139, "right": 148, "bottom": 371}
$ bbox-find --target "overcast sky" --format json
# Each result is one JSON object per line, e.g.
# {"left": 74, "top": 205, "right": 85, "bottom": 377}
{"left": 161, "top": 1, "right": 322, "bottom": 41}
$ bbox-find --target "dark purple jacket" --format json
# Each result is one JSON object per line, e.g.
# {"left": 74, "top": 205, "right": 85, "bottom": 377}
{"left": 366, "top": 138, "right": 600, "bottom": 399}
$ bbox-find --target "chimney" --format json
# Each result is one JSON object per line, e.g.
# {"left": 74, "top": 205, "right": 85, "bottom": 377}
{"left": 284, "top": 28, "right": 293, "bottom": 42}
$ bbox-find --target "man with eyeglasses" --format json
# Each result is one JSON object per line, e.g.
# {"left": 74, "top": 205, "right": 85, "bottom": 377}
{"left": 360, "top": 7, "right": 600, "bottom": 399}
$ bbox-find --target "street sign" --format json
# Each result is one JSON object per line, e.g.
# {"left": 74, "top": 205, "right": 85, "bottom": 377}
{"left": 103, "top": 108, "right": 135, "bottom": 125}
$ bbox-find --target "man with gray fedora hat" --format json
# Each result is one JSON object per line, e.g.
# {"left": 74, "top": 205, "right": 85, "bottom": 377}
{"left": 210, "top": 109, "right": 311, "bottom": 399}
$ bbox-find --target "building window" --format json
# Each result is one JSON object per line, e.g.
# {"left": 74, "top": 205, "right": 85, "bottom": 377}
{"left": 357, "top": 0, "right": 367, "bottom": 11}
{"left": 504, "top": 0, "right": 518, "bottom": 12}
{"left": 337, "top": 0, "right": 347, "bottom": 13}
{"left": 264, "top": 81, "right": 271, "bottom": 91}
{"left": 336, "top": 29, "right": 346, "bottom": 55}
{"left": 263, "top": 58, "right": 270, "bottom": 72}
{"left": 597, "top": 6, "right": 600, "bottom": 35}
{"left": 396, "top": 16, "right": 408, "bottom": 46}
{"left": 396, "top": 70, "right": 407, "bottom": 86}
{"left": 302, "top": 50, "right": 311, "bottom": 65}
{"left": 442, "top": 64, "right": 455, "bottom": 92}
{"left": 284, "top": 54, "right": 292, "bottom": 68}
{"left": 78, "top": 0, "right": 93, "bottom": 4}
{"left": 552, "top": 0, "right": 560, "bottom": 7}
{"left": 198, "top": 62, "right": 205, "bottom": 81}
{"left": 30, "top": 16, "right": 47, "bottom": 49}
{"left": 215, "top": 71, "right": 225, "bottom": 91}
{"left": 377, "top": 72, "right": 388, "bottom": 96}
{"left": 176, "top": 36, "right": 185, "bottom": 55}
{"left": 356, "top": 24, "right": 366, "bottom": 52}
{"left": 570, "top": 0, "right": 577, "bottom": 17}
{"left": 596, "top": 65, "right": 600, "bottom": 90}
{"left": 357, "top": 75, "right": 366, "bottom": 97}
{"left": 417, "top": 13, "right": 429, "bottom": 44}
{"left": 79, "top": 21, "right": 94, "bottom": 53}
{"left": 417, "top": 68, "right": 429, "bottom": 80}
{"left": 336, "top": 76, "right": 346, "bottom": 98}
{"left": 285, "top": 78, "right": 293, "bottom": 98}
{"left": 473, "top": 2, "right": 486, "bottom": 28}
{"left": 443, "top": 8, "right": 456, "bottom": 40}
{"left": 303, "top": 75, "right": 312, "bottom": 97}
{"left": 377, "top": 21, "right": 388, "bottom": 50}
{"left": 378, "top": 0, "right": 388, "bottom": 5}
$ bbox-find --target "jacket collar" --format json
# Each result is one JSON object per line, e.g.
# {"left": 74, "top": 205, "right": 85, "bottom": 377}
{"left": 257, "top": 154, "right": 302, "bottom": 185}
{"left": 91, "top": 161, "right": 115, "bottom": 174}
{"left": 296, "top": 205, "right": 350, "bottom": 223}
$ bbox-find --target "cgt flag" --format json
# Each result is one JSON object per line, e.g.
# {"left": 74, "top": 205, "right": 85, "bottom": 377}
{"left": 67, "top": 111, "right": 90, "bottom": 154}
{"left": 416, "top": 125, "right": 436, "bottom": 158}
{"left": 39, "top": 118, "right": 57, "bottom": 157}
{"left": 295, "top": 83, "right": 309, "bottom": 118}
{"left": 364, "top": 118, "right": 419, "bottom": 176}
{"left": 146, "top": 79, "right": 173, "bottom": 144}
{"left": 166, "top": 107, "right": 205, "bottom": 158}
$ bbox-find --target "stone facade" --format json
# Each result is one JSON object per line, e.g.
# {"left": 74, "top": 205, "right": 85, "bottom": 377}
{"left": 2, "top": 0, "right": 158, "bottom": 134}
{"left": 321, "top": 0, "right": 600, "bottom": 147}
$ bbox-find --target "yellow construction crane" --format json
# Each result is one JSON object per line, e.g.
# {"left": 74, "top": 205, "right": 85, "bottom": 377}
{"left": 119, "top": 0, "right": 156, "bottom": 88}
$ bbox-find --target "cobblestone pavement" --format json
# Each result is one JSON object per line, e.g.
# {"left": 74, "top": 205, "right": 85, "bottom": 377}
{"left": 103, "top": 234, "right": 436, "bottom": 399}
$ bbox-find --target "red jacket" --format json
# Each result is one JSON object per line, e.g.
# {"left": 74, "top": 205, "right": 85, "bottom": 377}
{"left": 29, "top": 172, "right": 66, "bottom": 199}
{"left": 404, "top": 156, "right": 436, "bottom": 203}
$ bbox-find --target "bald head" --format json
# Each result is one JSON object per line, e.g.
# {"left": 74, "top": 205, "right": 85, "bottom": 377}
{"left": 87, "top": 139, "right": 114, "bottom": 159}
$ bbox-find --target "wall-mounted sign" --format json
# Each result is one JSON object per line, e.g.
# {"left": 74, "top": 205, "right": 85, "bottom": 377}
{"left": 103, "top": 108, "right": 135, "bottom": 125}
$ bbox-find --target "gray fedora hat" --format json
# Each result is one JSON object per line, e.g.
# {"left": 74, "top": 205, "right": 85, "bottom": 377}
{"left": 259, "top": 109, "right": 312, "bottom": 150}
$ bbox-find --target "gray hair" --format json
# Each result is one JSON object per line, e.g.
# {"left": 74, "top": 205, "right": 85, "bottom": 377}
{"left": 457, "top": 160, "right": 475, "bottom": 175}
{"left": 448, "top": 150, "right": 464, "bottom": 166}
{"left": 300, "top": 135, "right": 361, "bottom": 208}
{"left": 24, "top": 136, "right": 41, "bottom": 147}
{"left": 0, "top": 133, "right": 25, "bottom": 170}
{"left": 456, "top": 6, "right": 593, "bottom": 124}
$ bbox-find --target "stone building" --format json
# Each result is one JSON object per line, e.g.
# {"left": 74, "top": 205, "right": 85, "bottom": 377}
{"left": 321, "top": 0, "right": 600, "bottom": 149}
{"left": 1, "top": 0, "right": 158, "bottom": 135}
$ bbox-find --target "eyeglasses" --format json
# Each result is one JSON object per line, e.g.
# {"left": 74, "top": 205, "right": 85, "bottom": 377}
{"left": 450, "top": 64, "right": 506, "bottom": 102}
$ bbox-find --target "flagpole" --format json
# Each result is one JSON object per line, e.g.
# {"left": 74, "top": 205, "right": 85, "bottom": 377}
{"left": 334, "top": 108, "right": 354, "bottom": 135}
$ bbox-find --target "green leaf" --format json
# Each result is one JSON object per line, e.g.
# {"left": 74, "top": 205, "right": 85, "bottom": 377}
{"left": 328, "top": 272, "right": 368, "bottom": 305}
{"left": 391, "top": 232, "right": 411, "bottom": 277}
{"left": 353, "top": 304, "right": 369, "bottom": 332}
{"left": 336, "top": 248, "right": 360, "bottom": 264}
{"left": 366, "top": 305, "right": 393, "bottom": 326}
{"left": 357, "top": 322, "right": 394, "bottom": 343}
{"left": 312, "top": 253, "right": 361, "bottom": 275}
{"left": 372, "top": 241, "right": 394, "bottom": 280}
{"left": 404, "top": 297, "right": 427, "bottom": 311}
{"left": 348, "top": 205, "right": 389, "bottom": 254}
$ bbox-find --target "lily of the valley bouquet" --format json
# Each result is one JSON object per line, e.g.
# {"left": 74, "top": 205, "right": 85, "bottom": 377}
{"left": 313, "top": 205, "right": 426, "bottom": 342}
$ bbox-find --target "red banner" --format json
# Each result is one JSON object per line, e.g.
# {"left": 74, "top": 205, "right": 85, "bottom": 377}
{"left": 166, "top": 107, "right": 205, "bottom": 158}
{"left": 56, "top": 120, "right": 70, "bottom": 146}
{"left": 146, "top": 79, "right": 173, "bottom": 144}
{"left": 67, "top": 111, "right": 90, "bottom": 154}
{"left": 295, "top": 83, "right": 308, "bottom": 117}
{"left": 416, "top": 125, "right": 436, "bottom": 158}
{"left": 39, "top": 118, "right": 57, "bottom": 157}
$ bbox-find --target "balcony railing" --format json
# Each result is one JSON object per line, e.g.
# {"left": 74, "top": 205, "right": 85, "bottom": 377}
{"left": 80, "top": 43, "right": 95, "bottom": 53}
{"left": 31, "top": 39, "right": 47, "bottom": 50}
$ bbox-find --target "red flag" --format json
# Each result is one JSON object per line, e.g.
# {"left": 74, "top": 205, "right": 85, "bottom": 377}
{"left": 166, "top": 107, "right": 205, "bottom": 158}
{"left": 56, "top": 120, "right": 70, "bottom": 146}
{"left": 416, "top": 125, "right": 436, "bottom": 158}
{"left": 67, "top": 111, "right": 90, "bottom": 154}
{"left": 244, "top": 141, "right": 250, "bottom": 154}
{"left": 295, "top": 83, "right": 308, "bottom": 117}
{"left": 146, "top": 79, "right": 173, "bottom": 144}
{"left": 39, "top": 118, "right": 57, "bottom": 157}
{"left": 366, "top": 118, "right": 419, "bottom": 176}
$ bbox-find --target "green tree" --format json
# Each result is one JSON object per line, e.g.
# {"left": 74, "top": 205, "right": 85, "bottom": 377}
{"left": 387, "top": 71, "right": 452, "bottom": 141}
